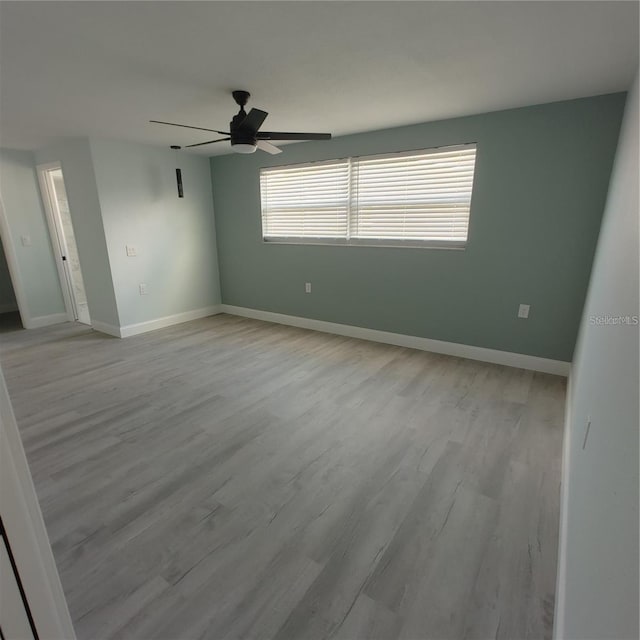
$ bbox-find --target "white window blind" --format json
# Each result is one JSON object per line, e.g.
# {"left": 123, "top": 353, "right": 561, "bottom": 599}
{"left": 260, "top": 160, "right": 350, "bottom": 240}
{"left": 260, "top": 144, "right": 477, "bottom": 247}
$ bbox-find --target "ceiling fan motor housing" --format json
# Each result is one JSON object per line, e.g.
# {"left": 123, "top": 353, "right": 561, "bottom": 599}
{"left": 230, "top": 122, "right": 257, "bottom": 152}
{"left": 230, "top": 114, "right": 255, "bottom": 142}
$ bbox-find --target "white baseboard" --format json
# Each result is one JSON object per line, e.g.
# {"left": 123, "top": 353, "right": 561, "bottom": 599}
{"left": 24, "top": 313, "right": 68, "bottom": 329}
{"left": 91, "top": 320, "right": 122, "bottom": 338}
{"left": 0, "top": 302, "right": 18, "bottom": 314}
{"left": 220, "top": 304, "right": 571, "bottom": 376}
{"left": 118, "top": 305, "right": 221, "bottom": 338}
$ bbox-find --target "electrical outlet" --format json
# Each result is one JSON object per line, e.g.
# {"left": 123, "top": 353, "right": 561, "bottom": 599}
{"left": 518, "top": 303, "right": 530, "bottom": 319}
{"left": 126, "top": 245, "right": 137, "bottom": 257}
{"left": 139, "top": 283, "right": 148, "bottom": 295}
{"left": 20, "top": 235, "right": 32, "bottom": 247}
{"left": 305, "top": 282, "right": 312, "bottom": 294}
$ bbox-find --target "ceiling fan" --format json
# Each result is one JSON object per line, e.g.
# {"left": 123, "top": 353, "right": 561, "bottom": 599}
{"left": 150, "top": 90, "right": 332, "bottom": 155}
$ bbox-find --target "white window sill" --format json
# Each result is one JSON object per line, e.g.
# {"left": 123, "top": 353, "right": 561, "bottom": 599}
{"left": 262, "top": 237, "right": 467, "bottom": 250}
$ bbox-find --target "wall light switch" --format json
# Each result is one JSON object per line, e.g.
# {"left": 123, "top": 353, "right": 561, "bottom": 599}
{"left": 518, "top": 303, "right": 530, "bottom": 319}
{"left": 139, "top": 283, "right": 148, "bottom": 295}
{"left": 305, "top": 282, "right": 312, "bottom": 294}
{"left": 21, "top": 235, "right": 32, "bottom": 247}
{"left": 126, "top": 245, "right": 137, "bottom": 257}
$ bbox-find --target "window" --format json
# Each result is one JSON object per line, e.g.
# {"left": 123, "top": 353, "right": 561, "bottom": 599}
{"left": 260, "top": 144, "right": 477, "bottom": 248}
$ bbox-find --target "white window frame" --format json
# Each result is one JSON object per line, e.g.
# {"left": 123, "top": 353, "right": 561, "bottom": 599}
{"left": 260, "top": 143, "right": 477, "bottom": 250}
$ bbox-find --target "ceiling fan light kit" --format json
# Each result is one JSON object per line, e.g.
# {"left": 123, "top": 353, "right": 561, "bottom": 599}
{"left": 151, "top": 90, "right": 332, "bottom": 155}
{"left": 231, "top": 143, "right": 257, "bottom": 154}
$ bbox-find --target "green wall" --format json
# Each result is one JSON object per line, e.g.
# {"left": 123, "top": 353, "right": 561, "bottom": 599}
{"left": 210, "top": 94, "right": 625, "bottom": 362}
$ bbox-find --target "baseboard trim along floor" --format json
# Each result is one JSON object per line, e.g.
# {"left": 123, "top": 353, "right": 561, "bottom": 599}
{"left": 91, "top": 306, "right": 222, "bottom": 339}
{"left": 90, "top": 320, "right": 121, "bottom": 338}
{"left": 90, "top": 303, "right": 569, "bottom": 376}
{"left": 220, "top": 304, "right": 571, "bottom": 376}
{"left": 24, "top": 312, "right": 68, "bottom": 330}
{"left": 119, "top": 306, "right": 222, "bottom": 338}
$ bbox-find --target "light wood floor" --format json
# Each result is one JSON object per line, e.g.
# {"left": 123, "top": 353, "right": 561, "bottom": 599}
{"left": 0, "top": 315, "right": 565, "bottom": 640}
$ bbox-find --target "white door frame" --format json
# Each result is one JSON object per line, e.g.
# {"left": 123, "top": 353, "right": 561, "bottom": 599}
{"left": 36, "top": 162, "right": 76, "bottom": 322}
{"left": 0, "top": 193, "right": 30, "bottom": 328}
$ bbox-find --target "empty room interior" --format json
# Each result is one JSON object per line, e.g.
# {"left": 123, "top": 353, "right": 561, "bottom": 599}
{"left": 0, "top": 2, "right": 638, "bottom": 639}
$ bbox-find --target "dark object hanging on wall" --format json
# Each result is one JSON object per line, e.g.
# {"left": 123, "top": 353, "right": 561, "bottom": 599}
{"left": 171, "top": 145, "right": 184, "bottom": 198}
{"left": 175, "top": 168, "right": 184, "bottom": 198}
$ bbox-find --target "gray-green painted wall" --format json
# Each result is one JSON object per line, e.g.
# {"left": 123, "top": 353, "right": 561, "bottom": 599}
{"left": 211, "top": 93, "right": 625, "bottom": 362}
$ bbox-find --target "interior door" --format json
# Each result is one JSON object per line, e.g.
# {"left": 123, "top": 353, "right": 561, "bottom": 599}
{"left": 37, "top": 164, "right": 90, "bottom": 326}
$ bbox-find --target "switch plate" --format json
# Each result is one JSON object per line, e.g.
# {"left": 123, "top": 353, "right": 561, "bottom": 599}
{"left": 139, "top": 283, "right": 148, "bottom": 295}
{"left": 305, "top": 282, "right": 311, "bottom": 294}
{"left": 126, "top": 245, "right": 137, "bottom": 257}
{"left": 20, "top": 235, "right": 32, "bottom": 247}
{"left": 518, "top": 303, "right": 530, "bottom": 319}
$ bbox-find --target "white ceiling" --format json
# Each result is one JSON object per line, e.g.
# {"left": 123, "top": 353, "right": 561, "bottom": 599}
{"left": 0, "top": 1, "right": 638, "bottom": 156}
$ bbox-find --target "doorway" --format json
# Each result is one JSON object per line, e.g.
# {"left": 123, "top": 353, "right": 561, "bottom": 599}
{"left": 0, "top": 241, "right": 21, "bottom": 333}
{"left": 37, "top": 164, "right": 90, "bottom": 326}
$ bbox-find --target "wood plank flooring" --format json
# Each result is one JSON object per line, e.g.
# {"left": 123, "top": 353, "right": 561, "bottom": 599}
{"left": 0, "top": 315, "right": 565, "bottom": 640}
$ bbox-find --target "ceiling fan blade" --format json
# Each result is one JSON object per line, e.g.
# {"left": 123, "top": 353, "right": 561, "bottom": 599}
{"left": 184, "top": 137, "right": 230, "bottom": 148}
{"left": 237, "top": 108, "right": 268, "bottom": 133}
{"left": 257, "top": 131, "right": 331, "bottom": 141}
{"left": 256, "top": 140, "right": 283, "bottom": 155}
{"left": 150, "top": 120, "right": 229, "bottom": 135}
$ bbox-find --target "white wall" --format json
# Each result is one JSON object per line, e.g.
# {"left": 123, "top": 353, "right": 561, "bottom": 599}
{"left": 89, "top": 138, "right": 221, "bottom": 329}
{"left": 555, "top": 70, "right": 639, "bottom": 639}
{"left": 36, "top": 139, "right": 120, "bottom": 328}
{"left": 34, "top": 137, "right": 221, "bottom": 336}
{"left": 0, "top": 148, "right": 66, "bottom": 324}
